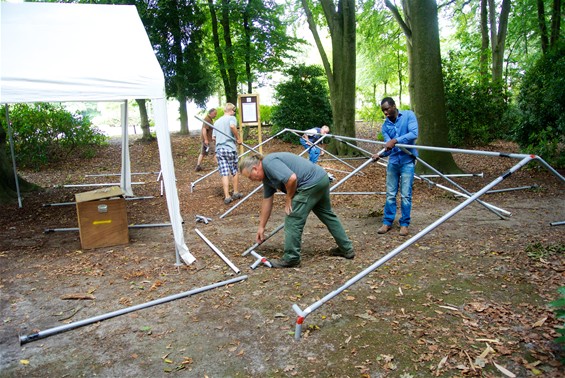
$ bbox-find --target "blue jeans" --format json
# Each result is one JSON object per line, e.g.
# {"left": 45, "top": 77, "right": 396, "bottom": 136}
{"left": 383, "top": 161, "right": 415, "bottom": 227}
{"left": 299, "top": 138, "right": 321, "bottom": 163}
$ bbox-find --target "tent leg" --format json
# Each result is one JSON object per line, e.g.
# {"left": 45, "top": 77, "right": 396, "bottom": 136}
{"left": 5, "top": 106, "right": 22, "bottom": 208}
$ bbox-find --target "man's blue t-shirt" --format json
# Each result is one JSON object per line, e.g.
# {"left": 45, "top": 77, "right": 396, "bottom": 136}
{"left": 380, "top": 110, "right": 419, "bottom": 164}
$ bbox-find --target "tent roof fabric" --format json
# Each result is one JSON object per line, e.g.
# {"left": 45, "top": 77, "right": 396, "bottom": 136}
{"left": 1, "top": 2, "right": 165, "bottom": 103}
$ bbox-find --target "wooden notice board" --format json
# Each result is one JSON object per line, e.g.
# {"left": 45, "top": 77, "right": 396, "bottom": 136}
{"left": 237, "top": 94, "right": 262, "bottom": 154}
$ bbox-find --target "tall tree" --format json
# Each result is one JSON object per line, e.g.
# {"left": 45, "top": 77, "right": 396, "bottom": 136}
{"left": 385, "top": 0, "right": 460, "bottom": 173}
{"left": 140, "top": 0, "right": 214, "bottom": 134}
{"left": 208, "top": 0, "right": 239, "bottom": 104}
{"left": 300, "top": 0, "right": 357, "bottom": 154}
{"left": 537, "top": 0, "right": 562, "bottom": 53}
{"left": 206, "top": 0, "right": 302, "bottom": 103}
{"left": 357, "top": 0, "right": 408, "bottom": 106}
{"left": 488, "top": 0, "right": 511, "bottom": 84}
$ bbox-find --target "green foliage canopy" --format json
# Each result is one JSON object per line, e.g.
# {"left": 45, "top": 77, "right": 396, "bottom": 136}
{"left": 1, "top": 103, "right": 107, "bottom": 168}
{"left": 270, "top": 64, "right": 333, "bottom": 143}
{"left": 442, "top": 51, "right": 509, "bottom": 147}
{"left": 514, "top": 43, "right": 565, "bottom": 167}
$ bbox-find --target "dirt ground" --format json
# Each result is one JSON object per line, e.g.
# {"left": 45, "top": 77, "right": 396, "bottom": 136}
{"left": 0, "top": 128, "right": 564, "bottom": 377}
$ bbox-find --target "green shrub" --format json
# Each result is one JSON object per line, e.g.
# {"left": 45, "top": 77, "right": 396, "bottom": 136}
{"left": 442, "top": 52, "right": 509, "bottom": 147}
{"left": 514, "top": 43, "right": 565, "bottom": 168}
{"left": 2, "top": 103, "right": 107, "bottom": 168}
{"left": 259, "top": 105, "right": 273, "bottom": 125}
{"left": 550, "top": 286, "right": 565, "bottom": 363}
{"left": 271, "top": 64, "right": 332, "bottom": 143}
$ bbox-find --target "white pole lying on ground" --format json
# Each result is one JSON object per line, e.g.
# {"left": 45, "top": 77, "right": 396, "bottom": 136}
{"left": 292, "top": 155, "right": 539, "bottom": 340}
{"left": 19, "top": 275, "right": 248, "bottom": 345}
{"left": 194, "top": 228, "right": 241, "bottom": 274}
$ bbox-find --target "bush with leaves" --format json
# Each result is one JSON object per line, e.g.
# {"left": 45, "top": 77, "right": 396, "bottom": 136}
{"left": 270, "top": 64, "right": 332, "bottom": 143}
{"left": 514, "top": 43, "right": 565, "bottom": 168}
{"left": 550, "top": 286, "right": 565, "bottom": 364}
{"left": 2, "top": 103, "right": 107, "bottom": 168}
{"left": 442, "top": 52, "right": 509, "bottom": 147}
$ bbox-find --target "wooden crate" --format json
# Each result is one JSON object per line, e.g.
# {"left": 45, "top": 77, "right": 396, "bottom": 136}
{"left": 75, "top": 187, "right": 129, "bottom": 249}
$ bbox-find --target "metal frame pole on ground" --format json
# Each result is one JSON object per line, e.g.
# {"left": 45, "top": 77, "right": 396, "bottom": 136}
{"left": 44, "top": 223, "right": 172, "bottom": 233}
{"left": 292, "top": 155, "right": 536, "bottom": 340}
{"left": 19, "top": 275, "right": 248, "bottom": 345}
{"left": 194, "top": 228, "right": 241, "bottom": 274}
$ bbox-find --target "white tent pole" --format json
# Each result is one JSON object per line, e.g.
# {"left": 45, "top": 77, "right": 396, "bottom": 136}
{"left": 120, "top": 101, "right": 134, "bottom": 196}
{"left": 153, "top": 98, "right": 195, "bottom": 265}
{"left": 4, "top": 105, "right": 22, "bottom": 208}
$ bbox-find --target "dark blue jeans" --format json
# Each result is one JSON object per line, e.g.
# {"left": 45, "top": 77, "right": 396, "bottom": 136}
{"left": 383, "top": 161, "right": 415, "bottom": 227}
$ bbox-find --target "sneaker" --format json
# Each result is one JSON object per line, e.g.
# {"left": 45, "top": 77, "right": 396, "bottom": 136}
{"left": 399, "top": 226, "right": 409, "bottom": 236}
{"left": 195, "top": 165, "right": 203, "bottom": 172}
{"left": 224, "top": 197, "right": 233, "bottom": 205}
{"left": 330, "top": 247, "right": 355, "bottom": 259}
{"left": 269, "top": 258, "right": 300, "bottom": 268}
{"left": 231, "top": 192, "right": 243, "bottom": 200}
{"left": 327, "top": 172, "right": 335, "bottom": 182}
{"left": 377, "top": 224, "right": 392, "bottom": 234}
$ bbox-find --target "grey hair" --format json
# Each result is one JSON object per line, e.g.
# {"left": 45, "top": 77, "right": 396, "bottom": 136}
{"left": 239, "top": 154, "right": 263, "bottom": 173}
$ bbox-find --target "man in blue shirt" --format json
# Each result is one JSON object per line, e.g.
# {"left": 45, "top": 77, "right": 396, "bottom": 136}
{"left": 239, "top": 152, "right": 354, "bottom": 268}
{"left": 372, "top": 97, "right": 418, "bottom": 236}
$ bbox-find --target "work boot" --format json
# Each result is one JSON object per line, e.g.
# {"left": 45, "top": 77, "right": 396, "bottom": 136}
{"left": 269, "top": 258, "right": 300, "bottom": 268}
{"left": 399, "top": 226, "right": 409, "bottom": 236}
{"left": 330, "top": 247, "right": 355, "bottom": 259}
{"left": 377, "top": 224, "right": 392, "bottom": 234}
{"left": 195, "top": 165, "right": 203, "bottom": 172}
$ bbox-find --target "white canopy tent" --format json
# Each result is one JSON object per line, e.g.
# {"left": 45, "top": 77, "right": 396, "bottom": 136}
{"left": 0, "top": 2, "right": 195, "bottom": 264}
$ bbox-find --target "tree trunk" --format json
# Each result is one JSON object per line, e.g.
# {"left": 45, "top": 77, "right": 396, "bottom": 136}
{"left": 135, "top": 99, "right": 155, "bottom": 142}
{"left": 244, "top": 0, "right": 253, "bottom": 94}
{"left": 489, "top": 0, "right": 511, "bottom": 84}
{"left": 404, "top": 0, "right": 461, "bottom": 173}
{"left": 537, "top": 0, "right": 549, "bottom": 53}
{"left": 301, "top": 0, "right": 357, "bottom": 155}
{"left": 480, "top": 0, "right": 490, "bottom": 82}
{"left": 178, "top": 94, "right": 189, "bottom": 134}
{"left": 549, "top": 0, "right": 562, "bottom": 49}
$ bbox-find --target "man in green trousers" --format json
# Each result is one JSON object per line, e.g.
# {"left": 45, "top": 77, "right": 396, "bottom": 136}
{"left": 239, "top": 152, "right": 354, "bottom": 268}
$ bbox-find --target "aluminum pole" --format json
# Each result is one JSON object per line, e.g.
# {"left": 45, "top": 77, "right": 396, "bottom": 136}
{"left": 44, "top": 223, "right": 172, "bottom": 233}
{"left": 5, "top": 106, "right": 22, "bottom": 208}
{"left": 194, "top": 228, "right": 241, "bottom": 274}
{"left": 19, "top": 275, "right": 248, "bottom": 345}
{"left": 293, "top": 155, "right": 535, "bottom": 340}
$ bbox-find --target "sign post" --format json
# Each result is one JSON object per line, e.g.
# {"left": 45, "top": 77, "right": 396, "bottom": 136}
{"left": 237, "top": 94, "right": 262, "bottom": 154}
